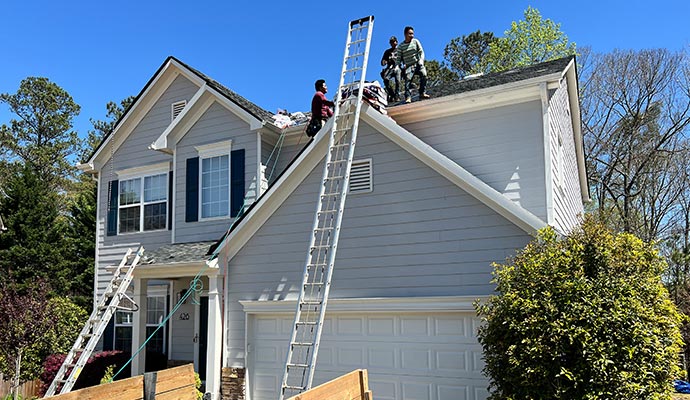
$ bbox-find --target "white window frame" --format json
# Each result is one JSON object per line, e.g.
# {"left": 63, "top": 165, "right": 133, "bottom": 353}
{"left": 113, "top": 310, "right": 133, "bottom": 352}
{"left": 196, "top": 140, "right": 232, "bottom": 220}
{"left": 113, "top": 284, "right": 169, "bottom": 352}
{"left": 349, "top": 158, "right": 373, "bottom": 194}
{"left": 116, "top": 162, "right": 170, "bottom": 234}
{"left": 171, "top": 100, "right": 187, "bottom": 122}
{"left": 146, "top": 294, "right": 168, "bottom": 354}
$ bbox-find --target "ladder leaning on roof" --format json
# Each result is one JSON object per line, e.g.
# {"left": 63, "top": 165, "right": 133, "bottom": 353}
{"left": 279, "top": 15, "right": 375, "bottom": 400}
{"left": 44, "top": 247, "right": 144, "bottom": 397}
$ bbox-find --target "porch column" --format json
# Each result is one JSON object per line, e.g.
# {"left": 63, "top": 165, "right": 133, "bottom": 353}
{"left": 205, "top": 275, "right": 223, "bottom": 399}
{"left": 131, "top": 278, "right": 148, "bottom": 375}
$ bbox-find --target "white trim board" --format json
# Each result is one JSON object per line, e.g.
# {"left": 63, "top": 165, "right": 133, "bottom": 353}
{"left": 240, "top": 296, "right": 487, "bottom": 314}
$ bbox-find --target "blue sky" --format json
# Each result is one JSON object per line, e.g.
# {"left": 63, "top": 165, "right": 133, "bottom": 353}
{"left": 1, "top": 0, "right": 689, "bottom": 144}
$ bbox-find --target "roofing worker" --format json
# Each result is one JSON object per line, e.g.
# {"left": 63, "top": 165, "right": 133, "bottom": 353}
{"left": 306, "top": 79, "right": 335, "bottom": 137}
{"left": 380, "top": 35, "right": 402, "bottom": 103}
{"left": 397, "top": 26, "right": 430, "bottom": 103}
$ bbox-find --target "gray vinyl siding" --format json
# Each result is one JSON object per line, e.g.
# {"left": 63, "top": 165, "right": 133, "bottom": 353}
{"left": 549, "top": 80, "right": 584, "bottom": 233}
{"left": 224, "top": 122, "right": 532, "bottom": 366}
{"left": 174, "top": 101, "right": 257, "bottom": 243}
{"left": 95, "top": 75, "right": 200, "bottom": 297}
{"left": 267, "top": 142, "right": 307, "bottom": 186}
{"left": 400, "top": 100, "right": 548, "bottom": 222}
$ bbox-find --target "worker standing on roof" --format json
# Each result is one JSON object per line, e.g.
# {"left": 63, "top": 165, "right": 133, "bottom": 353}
{"left": 306, "top": 79, "right": 335, "bottom": 138}
{"left": 397, "top": 26, "right": 430, "bottom": 103}
{"left": 380, "top": 36, "right": 401, "bottom": 103}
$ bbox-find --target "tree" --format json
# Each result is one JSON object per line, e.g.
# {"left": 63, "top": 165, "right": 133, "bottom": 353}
{"left": 581, "top": 48, "right": 690, "bottom": 241}
{"left": 0, "top": 280, "right": 58, "bottom": 400}
{"left": 82, "top": 96, "right": 134, "bottom": 161}
{"left": 443, "top": 30, "right": 496, "bottom": 78}
{"left": 477, "top": 218, "right": 683, "bottom": 399}
{"left": 482, "top": 6, "right": 576, "bottom": 72}
{"left": 424, "top": 59, "right": 458, "bottom": 88}
{"left": 0, "top": 77, "right": 81, "bottom": 189}
{"left": 0, "top": 165, "right": 73, "bottom": 292}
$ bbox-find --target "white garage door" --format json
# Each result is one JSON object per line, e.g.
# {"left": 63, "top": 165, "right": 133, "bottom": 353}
{"left": 248, "top": 311, "right": 488, "bottom": 400}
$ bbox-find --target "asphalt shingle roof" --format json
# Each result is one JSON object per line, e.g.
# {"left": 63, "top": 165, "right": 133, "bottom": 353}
{"left": 141, "top": 241, "right": 215, "bottom": 265}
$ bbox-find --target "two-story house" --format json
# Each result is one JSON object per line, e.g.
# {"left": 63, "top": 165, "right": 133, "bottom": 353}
{"left": 79, "top": 54, "right": 587, "bottom": 400}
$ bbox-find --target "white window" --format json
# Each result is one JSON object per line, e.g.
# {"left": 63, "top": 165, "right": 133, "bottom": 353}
{"left": 172, "top": 100, "right": 186, "bottom": 121}
{"left": 196, "top": 140, "right": 232, "bottom": 219}
{"left": 146, "top": 295, "right": 167, "bottom": 354}
{"left": 118, "top": 169, "right": 168, "bottom": 233}
{"left": 114, "top": 310, "right": 132, "bottom": 352}
{"left": 349, "top": 158, "right": 373, "bottom": 193}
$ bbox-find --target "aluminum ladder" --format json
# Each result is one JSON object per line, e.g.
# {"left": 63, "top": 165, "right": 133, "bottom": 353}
{"left": 279, "top": 15, "right": 374, "bottom": 399}
{"left": 45, "top": 246, "right": 144, "bottom": 397}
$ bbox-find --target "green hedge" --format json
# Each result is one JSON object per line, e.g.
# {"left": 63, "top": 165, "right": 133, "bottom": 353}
{"left": 477, "top": 218, "right": 683, "bottom": 399}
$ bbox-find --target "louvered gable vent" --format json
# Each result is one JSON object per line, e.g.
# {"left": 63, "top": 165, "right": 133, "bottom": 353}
{"left": 349, "top": 159, "right": 372, "bottom": 193}
{"left": 171, "top": 100, "right": 187, "bottom": 121}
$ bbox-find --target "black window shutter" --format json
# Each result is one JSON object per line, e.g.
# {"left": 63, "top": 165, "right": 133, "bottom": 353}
{"left": 106, "top": 179, "right": 119, "bottom": 236}
{"left": 185, "top": 157, "right": 199, "bottom": 222}
{"left": 230, "top": 149, "right": 245, "bottom": 217}
{"left": 168, "top": 171, "right": 174, "bottom": 230}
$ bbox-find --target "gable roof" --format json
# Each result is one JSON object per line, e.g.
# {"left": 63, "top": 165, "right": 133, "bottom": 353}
{"left": 80, "top": 56, "right": 273, "bottom": 171}
{"left": 209, "top": 103, "right": 547, "bottom": 261}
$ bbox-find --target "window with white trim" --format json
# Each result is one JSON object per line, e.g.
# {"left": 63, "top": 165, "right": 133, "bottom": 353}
{"left": 172, "top": 100, "right": 186, "bottom": 121}
{"left": 114, "top": 310, "right": 132, "bottom": 352}
{"left": 196, "top": 140, "right": 232, "bottom": 219}
{"left": 119, "top": 172, "right": 168, "bottom": 233}
{"left": 349, "top": 158, "right": 373, "bottom": 193}
{"left": 145, "top": 295, "right": 167, "bottom": 354}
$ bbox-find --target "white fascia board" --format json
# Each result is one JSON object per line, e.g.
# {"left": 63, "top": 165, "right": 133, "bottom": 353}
{"left": 362, "top": 105, "right": 546, "bottom": 234}
{"left": 240, "top": 296, "right": 488, "bottom": 314}
{"left": 215, "top": 119, "right": 334, "bottom": 260}
{"left": 564, "top": 59, "right": 590, "bottom": 203}
{"left": 540, "top": 82, "right": 555, "bottom": 226}
{"left": 205, "top": 85, "right": 264, "bottom": 131}
{"left": 133, "top": 258, "right": 219, "bottom": 279}
{"left": 388, "top": 72, "right": 564, "bottom": 125}
{"left": 116, "top": 161, "right": 171, "bottom": 180}
{"left": 151, "top": 84, "right": 208, "bottom": 152}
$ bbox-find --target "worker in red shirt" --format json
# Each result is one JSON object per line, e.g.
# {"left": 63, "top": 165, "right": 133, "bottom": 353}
{"left": 306, "top": 79, "right": 335, "bottom": 137}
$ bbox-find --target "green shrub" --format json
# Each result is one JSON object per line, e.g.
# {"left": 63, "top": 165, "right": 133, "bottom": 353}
{"left": 476, "top": 218, "right": 684, "bottom": 399}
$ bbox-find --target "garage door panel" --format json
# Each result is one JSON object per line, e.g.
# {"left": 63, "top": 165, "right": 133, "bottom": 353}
{"left": 249, "top": 312, "right": 488, "bottom": 400}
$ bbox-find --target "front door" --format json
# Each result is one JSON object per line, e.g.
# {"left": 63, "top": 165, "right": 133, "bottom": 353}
{"left": 199, "top": 296, "right": 209, "bottom": 380}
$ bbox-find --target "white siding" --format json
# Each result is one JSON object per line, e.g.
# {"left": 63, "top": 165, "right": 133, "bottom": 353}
{"left": 174, "top": 101, "right": 257, "bottom": 243}
{"left": 548, "top": 80, "right": 584, "bottom": 233}
{"left": 224, "top": 122, "right": 532, "bottom": 367}
{"left": 399, "top": 101, "right": 547, "bottom": 221}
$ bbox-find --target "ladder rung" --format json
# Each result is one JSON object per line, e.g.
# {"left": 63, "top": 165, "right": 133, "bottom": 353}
{"left": 314, "top": 227, "right": 334, "bottom": 232}
{"left": 295, "top": 321, "right": 317, "bottom": 326}
{"left": 303, "top": 282, "right": 324, "bottom": 287}
{"left": 300, "top": 300, "right": 322, "bottom": 306}
{"left": 317, "top": 209, "right": 338, "bottom": 215}
{"left": 343, "top": 67, "right": 363, "bottom": 74}
{"left": 287, "top": 363, "right": 309, "bottom": 369}
{"left": 283, "top": 385, "right": 306, "bottom": 391}
{"left": 311, "top": 244, "right": 332, "bottom": 250}
{"left": 324, "top": 175, "right": 345, "bottom": 181}
{"left": 348, "top": 39, "right": 367, "bottom": 46}
{"left": 346, "top": 51, "right": 365, "bottom": 58}
{"left": 291, "top": 342, "right": 314, "bottom": 347}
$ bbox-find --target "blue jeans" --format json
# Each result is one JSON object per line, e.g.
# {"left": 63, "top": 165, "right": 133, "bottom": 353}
{"left": 404, "top": 63, "right": 427, "bottom": 99}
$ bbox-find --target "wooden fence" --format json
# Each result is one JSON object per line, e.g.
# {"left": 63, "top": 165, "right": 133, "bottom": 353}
{"left": 44, "top": 364, "right": 197, "bottom": 400}
{"left": 0, "top": 379, "right": 41, "bottom": 398}
{"left": 286, "top": 369, "right": 372, "bottom": 400}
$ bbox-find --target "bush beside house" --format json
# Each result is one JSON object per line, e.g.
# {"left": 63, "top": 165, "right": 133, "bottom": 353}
{"left": 477, "top": 218, "right": 684, "bottom": 399}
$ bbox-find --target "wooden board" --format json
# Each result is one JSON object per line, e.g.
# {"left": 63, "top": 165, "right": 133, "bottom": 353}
{"left": 286, "top": 369, "right": 372, "bottom": 400}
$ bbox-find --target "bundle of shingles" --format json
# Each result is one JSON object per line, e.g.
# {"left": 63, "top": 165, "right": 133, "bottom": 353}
{"left": 271, "top": 109, "right": 310, "bottom": 129}
{"left": 340, "top": 80, "right": 388, "bottom": 114}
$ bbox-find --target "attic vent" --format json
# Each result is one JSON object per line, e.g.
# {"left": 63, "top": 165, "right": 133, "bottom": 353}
{"left": 171, "top": 100, "right": 187, "bottom": 121}
{"left": 349, "top": 159, "right": 372, "bottom": 193}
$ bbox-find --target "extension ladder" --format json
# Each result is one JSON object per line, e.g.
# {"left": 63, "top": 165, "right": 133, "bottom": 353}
{"left": 279, "top": 15, "right": 375, "bottom": 399}
{"left": 45, "top": 247, "right": 144, "bottom": 397}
